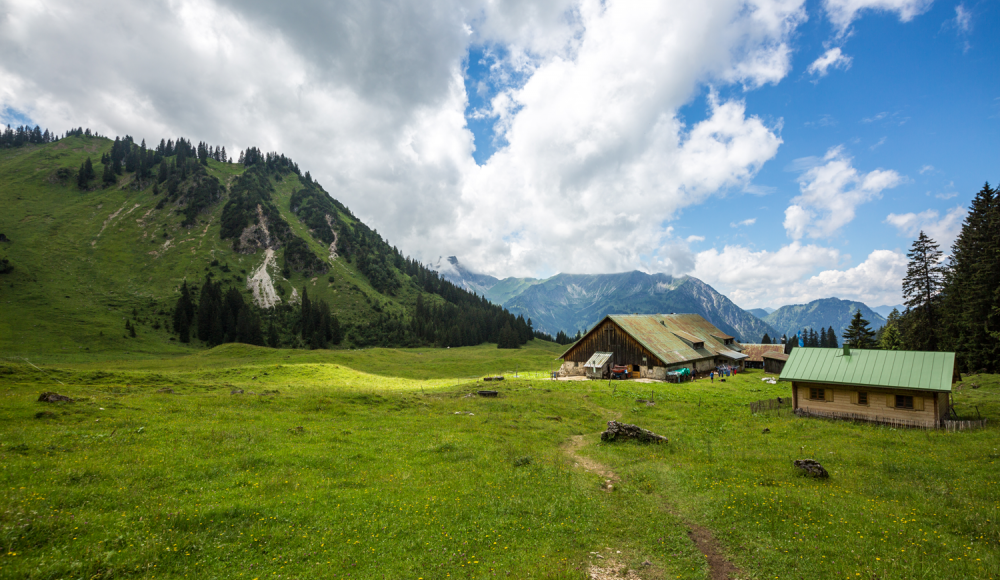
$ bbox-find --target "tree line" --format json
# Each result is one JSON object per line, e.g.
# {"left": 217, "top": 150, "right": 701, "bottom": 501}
{"left": 172, "top": 276, "right": 343, "bottom": 349}
{"left": 892, "top": 182, "right": 1000, "bottom": 373}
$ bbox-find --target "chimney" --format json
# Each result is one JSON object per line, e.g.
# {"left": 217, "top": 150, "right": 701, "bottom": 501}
{"left": 843, "top": 344, "right": 851, "bottom": 357}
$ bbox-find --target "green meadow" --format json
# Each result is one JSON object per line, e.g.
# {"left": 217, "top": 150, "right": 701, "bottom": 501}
{"left": 1, "top": 341, "right": 998, "bottom": 579}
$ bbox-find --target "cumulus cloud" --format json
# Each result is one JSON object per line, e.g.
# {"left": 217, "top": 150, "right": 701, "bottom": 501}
{"left": 807, "top": 47, "right": 852, "bottom": 77}
{"left": 783, "top": 146, "right": 903, "bottom": 240}
{"left": 0, "top": 0, "right": 810, "bottom": 278}
{"left": 823, "top": 0, "right": 934, "bottom": 34}
{"left": 695, "top": 244, "right": 906, "bottom": 308}
{"left": 885, "top": 206, "right": 966, "bottom": 250}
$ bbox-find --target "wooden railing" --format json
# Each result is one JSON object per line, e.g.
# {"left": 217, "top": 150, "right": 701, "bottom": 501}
{"left": 749, "top": 397, "right": 792, "bottom": 413}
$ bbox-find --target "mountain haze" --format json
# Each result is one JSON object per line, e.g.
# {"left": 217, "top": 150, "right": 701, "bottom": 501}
{"left": 502, "top": 271, "right": 777, "bottom": 342}
{"left": 763, "top": 298, "right": 887, "bottom": 340}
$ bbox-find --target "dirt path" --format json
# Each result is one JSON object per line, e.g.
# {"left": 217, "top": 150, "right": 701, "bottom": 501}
{"left": 562, "top": 433, "right": 742, "bottom": 580}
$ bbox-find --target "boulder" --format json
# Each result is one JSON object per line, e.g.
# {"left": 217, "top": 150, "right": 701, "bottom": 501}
{"left": 37, "top": 392, "right": 72, "bottom": 403}
{"left": 600, "top": 420, "right": 667, "bottom": 443}
{"left": 793, "top": 459, "right": 829, "bottom": 479}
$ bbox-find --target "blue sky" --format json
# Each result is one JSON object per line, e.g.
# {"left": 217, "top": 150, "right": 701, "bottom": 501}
{"left": 1, "top": 0, "right": 996, "bottom": 308}
{"left": 456, "top": 0, "right": 997, "bottom": 308}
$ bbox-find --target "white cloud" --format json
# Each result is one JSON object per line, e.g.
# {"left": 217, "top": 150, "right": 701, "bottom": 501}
{"left": 869, "top": 136, "right": 886, "bottom": 150}
{"left": 935, "top": 191, "right": 958, "bottom": 200}
{"left": 954, "top": 4, "right": 972, "bottom": 33}
{"left": 731, "top": 218, "right": 757, "bottom": 228}
{"left": 885, "top": 206, "right": 966, "bottom": 249}
{"left": 919, "top": 164, "right": 934, "bottom": 174}
{"left": 783, "top": 146, "right": 903, "bottom": 240}
{"left": 685, "top": 235, "right": 706, "bottom": 243}
{"left": 0, "top": 0, "right": 811, "bottom": 279}
{"left": 807, "top": 47, "right": 852, "bottom": 77}
{"left": 696, "top": 244, "right": 906, "bottom": 308}
{"left": 823, "top": 0, "right": 934, "bottom": 34}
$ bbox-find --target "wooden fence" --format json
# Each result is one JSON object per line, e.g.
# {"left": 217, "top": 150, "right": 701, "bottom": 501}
{"left": 749, "top": 397, "right": 792, "bottom": 413}
{"left": 796, "top": 408, "right": 937, "bottom": 429}
{"left": 943, "top": 419, "right": 988, "bottom": 432}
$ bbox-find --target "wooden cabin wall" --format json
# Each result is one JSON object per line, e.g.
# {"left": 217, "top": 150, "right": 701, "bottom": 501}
{"left": 564, "top": 319, "right": 661, "bottom": 368}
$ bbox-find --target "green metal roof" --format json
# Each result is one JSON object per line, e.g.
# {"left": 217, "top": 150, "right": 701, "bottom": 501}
{"left": 778, "top": 348, "right": 954, "bottom": 392}
{"left": 559, "top": 314, "right": 739, "bottom": 366}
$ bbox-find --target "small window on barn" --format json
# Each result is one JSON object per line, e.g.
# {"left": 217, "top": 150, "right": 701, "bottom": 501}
{"left": 632, "top": 364, "right": 640, "bottom": 372}
{"left": 809, "top": 388, "right": 825, "bottom": 401}
{"left": 693, "top": 341, "right": 704, "bottom": 349}
{"left": 857, "top": 392, "right": 868, "bottom": 405}
{"left": 895, "top": 395, "right": 914, "bottom": 410}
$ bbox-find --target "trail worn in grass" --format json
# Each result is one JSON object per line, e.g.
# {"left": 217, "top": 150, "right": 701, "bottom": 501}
{"left": 1, "top": 347, "right": 998, "bottom": 579}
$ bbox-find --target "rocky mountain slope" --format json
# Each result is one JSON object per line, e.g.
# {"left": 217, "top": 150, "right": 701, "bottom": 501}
{"left": 0, "top": 133, "right": 524, "bottom": 355}
{"left": 435, "top": 258, "right": 778, "bottom": 341}
{"left": 763, "top": 298, "right": 887, "bottom": 339}
{"left": 502, "top": 271, "right": 778, "bottom": 342}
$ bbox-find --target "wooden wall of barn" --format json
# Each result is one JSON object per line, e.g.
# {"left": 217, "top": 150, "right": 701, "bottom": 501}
{"left": 563, "top": 318, "right": 662, "bottom": 368}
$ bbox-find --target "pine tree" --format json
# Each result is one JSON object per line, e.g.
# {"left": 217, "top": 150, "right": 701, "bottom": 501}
{"left": 941, "top": 183, "right": 999, "bottom": 371}
{"left": 819, "top": 327, "right": 828, "bottom": 348}
{"left": 842, "top": 310, "right": 877, "bottom": 349}
{"left": 878, "top": 321, "right": 904, "bottom": 350}
{"left": 826, "top": 326, "right": 837, "bottom": 348}
{"left": 761, "top": 333, "right": 771, "bottom": 344}
{"left": 901, "top": 231, "right": 945, "bottom": 351}
{"left": 173, "top": 281, "right": 195, "bottom": 343}
{"left": 267, "top": 322, "right": 280, "bottom": 348}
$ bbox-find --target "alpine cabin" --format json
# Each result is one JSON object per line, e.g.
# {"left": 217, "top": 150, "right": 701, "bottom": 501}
{"left": 558, "top": 314, "right": 747, "bottom": 379}
{"left": 779, "top": 347, "right": 955, "bottom": 428}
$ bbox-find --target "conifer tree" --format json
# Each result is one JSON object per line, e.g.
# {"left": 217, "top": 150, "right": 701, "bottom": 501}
{"left": 842, "top": 310, "right": 877, "bottom": 349}
{"left": 826, "top": 326, "right": 837, "bottom": 348}
{"left": 901, "top": 231, "right": 945, "bottom": 351}
{"left": 761, "top": 333, "right": 771, "bottom": 344}
{"left": 819, "top": 327, "right": 828, "bottom": 348}
{"left": 940, "top": 183, "right": 999, "bottom": 370}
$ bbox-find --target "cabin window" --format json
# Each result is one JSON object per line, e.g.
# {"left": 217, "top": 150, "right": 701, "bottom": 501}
{"left": 632, "top": 364, "right": 640, "bottom": 372}
{"left": 809, "top": 388, "right": 825, "bottom": 401}
{"left": 895, "top": 395, "right": 914, "bottom": 410}
{"left": 693, "top": 342, "right": 704, "bottom": 349}
{"left": 857, "top": 392, "right": 868, "bottom": 405}
{"left": 725, "top": 338, "right": 733, "bottom": 345}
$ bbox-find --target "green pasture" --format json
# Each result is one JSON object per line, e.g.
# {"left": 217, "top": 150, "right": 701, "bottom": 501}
{"left": 0, "top": 345, "right": 997, "bottom": 579}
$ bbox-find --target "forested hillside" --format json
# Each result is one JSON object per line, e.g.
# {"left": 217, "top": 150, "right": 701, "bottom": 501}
{"left": 0, "top": 126, "right": 538, "bottom": 355}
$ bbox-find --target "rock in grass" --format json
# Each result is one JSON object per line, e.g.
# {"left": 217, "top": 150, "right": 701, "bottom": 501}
{"left": 37, "top": 392, "right": 72, "bottom": 403}
{"left": 793, "top": 459, "right": 829, "bottom": 478}
{"left": 231, "top": 388, "right": 244, "bottom": 395}
{"left": 600, "top": 420, "right": 667, "bottom": 443}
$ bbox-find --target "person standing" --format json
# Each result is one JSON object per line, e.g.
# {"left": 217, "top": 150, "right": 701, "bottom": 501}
{"left": 710, "top": 370, "right": 714, "bottom": 383}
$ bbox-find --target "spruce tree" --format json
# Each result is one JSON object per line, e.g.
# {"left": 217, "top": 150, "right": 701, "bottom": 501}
{"left": 819, "top": 327, "right": 828, "bottom": 348}
{"left": 901, "top": 231, "right": 945, "bottom": 351}
{"left": 941, "top": 183, "right": 999, "bottom": 370}
{"left": 842, "top": 310, "right": 877, "bottom": 349}
{"left": 761, "top": 333, "right": 771, "bottom": 345}
{"left": 827, "top": 326, "right": 837, "bottom": 348}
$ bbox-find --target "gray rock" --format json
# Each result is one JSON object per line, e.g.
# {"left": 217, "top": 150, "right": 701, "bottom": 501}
{"left": 37, "top": 392, "right": 72, "bottom": 403}
{"left": 793, "top": 459, "right": 829, "bottom": 478}
{"left": 600, "top": 420, "right": 667, "bottom": 443}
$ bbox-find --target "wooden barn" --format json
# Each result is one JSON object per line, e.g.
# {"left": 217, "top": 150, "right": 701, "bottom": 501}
{"left": 741, "top": 344, "right": 786, "bottom": 369}
{"left": 780, "top": 347, "right": 954, "bottom": 428}
{"left": 762, "top": 351, "right": 788, "bottom": 374}
{"left": 558, "top": 314, "right": 747, "bottom": 380}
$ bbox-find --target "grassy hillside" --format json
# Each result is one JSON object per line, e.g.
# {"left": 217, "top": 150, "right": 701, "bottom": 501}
{"left": 0, "top": 135, "right": 509, "bottom": 356}
{"left": 0, "top": 347, "right": 997, "bottom": 579}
